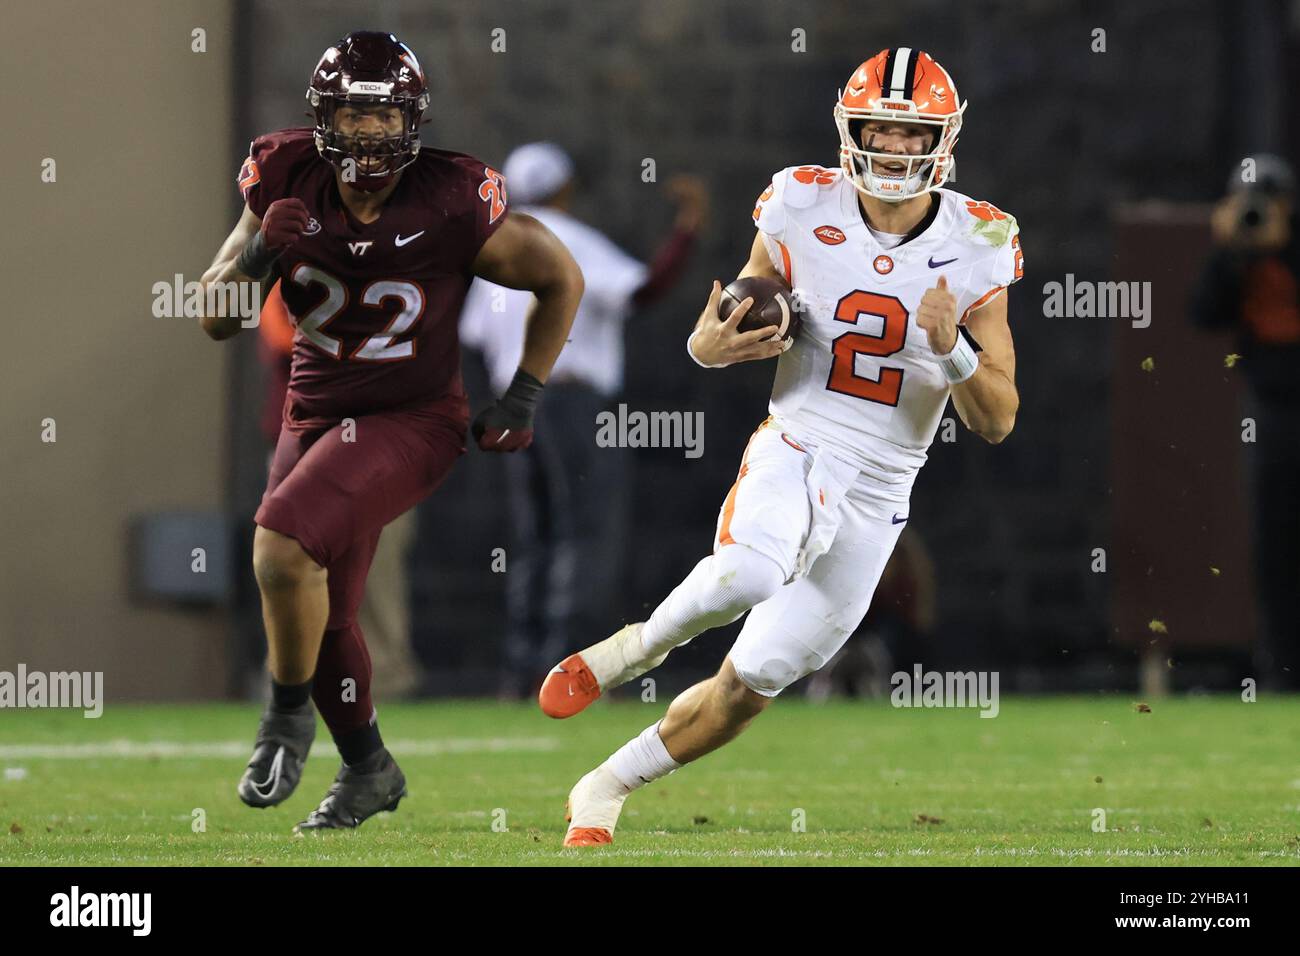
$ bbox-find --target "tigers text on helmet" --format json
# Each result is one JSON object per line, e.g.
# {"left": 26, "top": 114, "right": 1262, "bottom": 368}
{"left": 306, "top": 31, "right": 430, "bottom": 191}
{"left": 834, "top": 48, "right": 966, "bottom": 202}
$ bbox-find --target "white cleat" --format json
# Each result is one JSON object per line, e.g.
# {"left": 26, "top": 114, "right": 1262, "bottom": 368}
{"left": 563, "top": 765, "right": 632, "bottom": 846}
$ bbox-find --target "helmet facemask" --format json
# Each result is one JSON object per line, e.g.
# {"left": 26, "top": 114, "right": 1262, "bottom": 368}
{"left": 835, "top": 98, "right": 964, "bottom": 202}
{"left": 308, "top": 86, "right": 429, "bottom": 189}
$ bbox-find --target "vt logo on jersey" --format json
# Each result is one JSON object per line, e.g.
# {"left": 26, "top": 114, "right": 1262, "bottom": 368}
{"left": 348, "top": 240, "right": 374, "bottom": 256}
{"left": 814, "top": 225, "right": 846, "bottom": 245}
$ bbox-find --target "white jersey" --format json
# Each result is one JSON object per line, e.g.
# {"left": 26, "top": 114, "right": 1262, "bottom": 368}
{"left": 460, "top": 206, "right": 648, "bottom": 396}
{"left": 752, "top": 164, "right": 1023, "bottom": 501}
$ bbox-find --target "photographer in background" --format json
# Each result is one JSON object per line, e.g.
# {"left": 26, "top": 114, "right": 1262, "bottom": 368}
{"left": 1191, "top": 154, "right": 1300, "bottom": 690}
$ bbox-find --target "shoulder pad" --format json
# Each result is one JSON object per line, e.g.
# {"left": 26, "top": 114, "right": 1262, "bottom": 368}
{"left": 238, "top": 128, "right": 316, "bottom": 213}
{"left": 783, "top": 165, "right": 843, "bottom": 208}
{"left": 753, "top": 165, "right": 842, "bottom": 236}
{"left": 958, "top": 197, "right": 1020, "bottom": 248}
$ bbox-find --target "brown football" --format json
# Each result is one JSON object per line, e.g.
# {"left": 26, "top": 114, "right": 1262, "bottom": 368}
{"left": 719, "top": 276, "right": 801, "bottom": 351}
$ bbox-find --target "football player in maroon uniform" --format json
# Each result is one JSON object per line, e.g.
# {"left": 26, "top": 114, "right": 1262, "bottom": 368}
{"left": 198, "top": 32, "right": 583, "bottom": 831}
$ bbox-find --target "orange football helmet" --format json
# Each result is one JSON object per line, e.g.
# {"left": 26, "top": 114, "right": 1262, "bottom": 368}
{"left": 834, "top": 48, "right": 966, "bottom": 202}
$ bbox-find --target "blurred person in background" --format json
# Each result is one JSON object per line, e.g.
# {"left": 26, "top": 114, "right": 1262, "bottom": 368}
{"left": 1191, "top": 154, "right": 1300, "bottom": 690}
{"left": 258, "top": 284, "right": 425, "bottom": 700}
{"left": 459, "top": 142, "right": 707, "bottom": 699}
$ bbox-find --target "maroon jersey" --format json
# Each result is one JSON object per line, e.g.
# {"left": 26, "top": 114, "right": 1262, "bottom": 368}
{"left": 238, "top": 128, "right": 508, "bottom": 433}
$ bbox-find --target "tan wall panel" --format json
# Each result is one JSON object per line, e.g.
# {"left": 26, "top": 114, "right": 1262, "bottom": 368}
{"left": 1, "top": 1, "right": 238, "bottom": 698}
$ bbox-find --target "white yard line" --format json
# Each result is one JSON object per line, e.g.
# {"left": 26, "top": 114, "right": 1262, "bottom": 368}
{"left": 0, "top": 737, "right": 559, "bottom": 760}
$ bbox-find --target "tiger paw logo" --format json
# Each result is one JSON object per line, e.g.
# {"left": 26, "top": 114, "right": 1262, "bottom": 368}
{"left": 965, "top": 200, "right": 1008, "bottom": 222}
{"left": 965, "top": 200, "right": 1017, "bottom": 247}
{"left": 814, "top": 225, "right": 846, "bottom": 245}
{"left": 792, "top": 166, "right": 838, "bottom": 186}
{"left": 873, "top": 254, "right": 894, "bottom": 275}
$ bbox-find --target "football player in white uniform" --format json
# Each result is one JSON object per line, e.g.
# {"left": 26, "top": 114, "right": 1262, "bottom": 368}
{"left": 539, "top": 48, "right": 1023, "bottom": 845}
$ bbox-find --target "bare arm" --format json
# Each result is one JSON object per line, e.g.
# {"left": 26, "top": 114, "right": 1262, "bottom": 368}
{"left": 950, "top": 291, "right": 1019, "bottom": 444}
{"left": 198, "top": 204, "right": 263, "bottom": 341}
{"left": 687, "top": 232, "right": 788, "bottom": 367}
{"left": 471, "top": 212, "right": 584, "bottom": 383}
{"left": 737, "top": 230, "right": 785, "bottom": 282}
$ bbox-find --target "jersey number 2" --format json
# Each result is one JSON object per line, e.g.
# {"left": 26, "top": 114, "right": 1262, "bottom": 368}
{"left": 825, "top": 290, "right": 908, "bottom": 406}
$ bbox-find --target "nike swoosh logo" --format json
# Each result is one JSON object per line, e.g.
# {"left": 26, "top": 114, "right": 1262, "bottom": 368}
{"left": 394, "top": 231, "right": 425, "bottom": 247}
{"left": 250, "top": 745, "right": 285, "bottom": 798}
{"left": 891, "top": 514, "right": 909, "bottom": 524}
{"left": 928, "top": 257, "right": 959, "bottom": 268}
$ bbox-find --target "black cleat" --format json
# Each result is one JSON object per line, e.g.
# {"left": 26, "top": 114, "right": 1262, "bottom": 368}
{"left": 294, "top": 749, "right": 407, "bottom": 832}
{"left": 237, "top": 705, "right": 316, "bottom": 808}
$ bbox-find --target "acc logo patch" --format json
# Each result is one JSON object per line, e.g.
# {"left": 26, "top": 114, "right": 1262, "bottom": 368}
{"left": 873, "top": 254, "right": 894, "bottom": 275}
{"left": 814, "top": 225, "right": 846, "bottom": 245}
{"left": 304, "top": 217, "right": 322, "bottom": 236}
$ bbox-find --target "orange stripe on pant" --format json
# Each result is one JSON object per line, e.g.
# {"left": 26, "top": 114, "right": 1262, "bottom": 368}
{"left": 776, "top": 240, "right": 793, "bottom": 287}
{"left": 716, "top": 417, "right": 773, "bottom": 547}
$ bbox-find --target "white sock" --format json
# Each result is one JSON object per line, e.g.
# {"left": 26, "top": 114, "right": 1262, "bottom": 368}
{"left": 605, "top": 721, "right": 681, "bottom": 791}
{"left": 639, "top": 545, "right": 785, "bottom": 658}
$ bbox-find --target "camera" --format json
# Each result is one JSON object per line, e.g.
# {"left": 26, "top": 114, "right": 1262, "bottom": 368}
{"left": 1238, "top": 193, "right": 1272, "bottom": 232}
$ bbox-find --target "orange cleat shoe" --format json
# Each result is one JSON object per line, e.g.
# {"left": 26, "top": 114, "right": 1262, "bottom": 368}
{"left": 564, "top": 827, "right": 613, "bottom": 847}
{"left": 538, "top": 653, "right": 601, "bottom": 719}
{"left": 538, "top": 623, "right": 668, "bottom": 719}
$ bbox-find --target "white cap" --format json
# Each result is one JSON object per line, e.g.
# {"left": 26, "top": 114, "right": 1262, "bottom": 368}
{"left": 502, "top": 142, "right": 574, "bottom": 204}
{"left": 1228, "top": 153, "right": 1295, "bottom": 197}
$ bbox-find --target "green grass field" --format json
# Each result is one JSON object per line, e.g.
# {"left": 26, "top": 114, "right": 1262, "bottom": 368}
{"left": 1, "top": 696, "right": 1297, "bottom": 866}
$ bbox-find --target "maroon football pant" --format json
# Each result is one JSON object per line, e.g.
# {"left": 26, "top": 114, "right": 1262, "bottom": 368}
{"left": 254, "top": 394, "right": 467, "bottom": 736}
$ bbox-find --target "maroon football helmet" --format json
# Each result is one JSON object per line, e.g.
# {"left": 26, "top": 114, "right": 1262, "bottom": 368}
{"left": 306, "top": 32, "right": 430, "bottom": 190}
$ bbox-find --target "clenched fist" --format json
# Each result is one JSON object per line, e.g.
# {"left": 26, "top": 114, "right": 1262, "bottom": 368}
{"left": 916, "top": 275, "right": 959, "bottom": 356}
{"left": 260, "top": 198, "right": 312, "bottom": 251}
{"left": 471, "top": 369, "right": 544, "bottom": 453}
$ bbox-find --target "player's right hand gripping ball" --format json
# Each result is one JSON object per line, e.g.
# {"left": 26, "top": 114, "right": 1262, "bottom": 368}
{"left": 719, "top": 276, "right": 801, "bottom": 351}
{"left": 471, "top": 369, "right": 545, "bottom": 452}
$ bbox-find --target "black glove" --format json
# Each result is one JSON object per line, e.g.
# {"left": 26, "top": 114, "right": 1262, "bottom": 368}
{"left": 472, "top": 369, "right": 544, "bottom": 452}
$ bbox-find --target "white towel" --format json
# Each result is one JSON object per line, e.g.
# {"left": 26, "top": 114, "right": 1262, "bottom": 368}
{"left": 791, "top": 446, "right": 860, "bottom": 581}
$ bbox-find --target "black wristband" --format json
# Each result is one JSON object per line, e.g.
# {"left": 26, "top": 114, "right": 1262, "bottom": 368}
{"left": 498, "top": 369, "right": 545, "bottom": 421}
{"left": 235, "top": 230, "right": 280, "bottom": 281}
